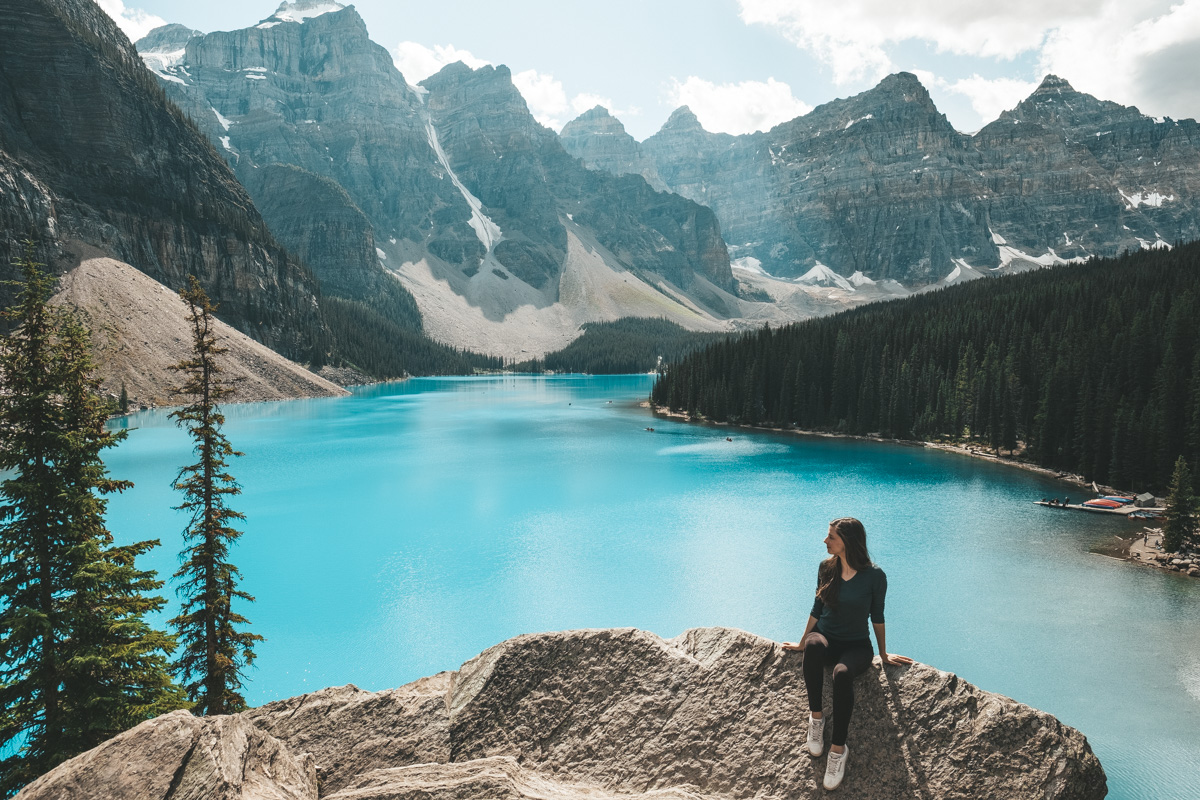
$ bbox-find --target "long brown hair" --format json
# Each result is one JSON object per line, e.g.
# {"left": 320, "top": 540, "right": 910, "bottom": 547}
{"left": 816, "top": 518, "right": 874, "bottom": 610}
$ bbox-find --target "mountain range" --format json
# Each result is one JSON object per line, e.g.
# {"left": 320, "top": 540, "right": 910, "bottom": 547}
{"left": 562, "top": 73, "right": 1200, "bottom": 284}
{"left": 4, "top": 0, "right": 1200, "bottom": 372}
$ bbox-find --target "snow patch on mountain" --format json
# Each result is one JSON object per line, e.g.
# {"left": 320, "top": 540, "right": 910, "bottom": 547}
{"left": 848, "top": 270, "right": 875, "bottom": 287}
{"left": 996, "top": 243, "right": 1086, "bottom": 268}
{"left": 943, "top": 259, "right": 986, "bottom": 285}
{"left": 796, "top": 262, "right": 854, "bottom": 291}
{"left": 1119, "top": 189, "right": 1174, "bottom": 209}
{"left": 212, "top": 108, "right": 232, "bottom": 131}
{"left": 422, "top": 116, "right": 502, "bottom": 252}
{"left": 731, "top": 256, "right": 767, "bottom": 275}
{"left": 1136, "top": 237, "right": 1172, "bottom": 250}
{"left": 270, "top": 1, "right": 346, "bottom": 23}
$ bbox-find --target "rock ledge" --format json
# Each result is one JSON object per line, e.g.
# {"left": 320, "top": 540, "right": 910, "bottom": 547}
{"left": 16, "top": 627, "right": 1106, "bottom": 800}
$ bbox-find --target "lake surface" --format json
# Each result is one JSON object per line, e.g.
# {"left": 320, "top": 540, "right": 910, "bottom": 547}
{"left": 106, "top": 375, "right": 1200, "bottom": 800}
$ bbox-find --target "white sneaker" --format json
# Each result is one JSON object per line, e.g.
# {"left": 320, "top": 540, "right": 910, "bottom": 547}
{"left": 823, "top": 745, "right": 848, "bottom": 790}
{"left": 806, "top": 713, "right": 825, "bottom": 756}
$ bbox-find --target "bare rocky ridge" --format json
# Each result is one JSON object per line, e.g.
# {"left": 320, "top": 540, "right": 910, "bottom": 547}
{"left": 17, "top": 627, "right": 1106, "bottom": 800}
{"left": 0, "top": 0, "right": 324, "bottom": 359}
{"left": 564, "top": 74, "right": 1200, "bottom": 286}
{"left": 135, "top": 5, "right": 742, "bottom": 360}
{"left": 51, "top": 255, "right": 347, "bottom": 407}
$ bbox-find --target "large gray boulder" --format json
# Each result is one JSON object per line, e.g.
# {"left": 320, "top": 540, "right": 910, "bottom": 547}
{"left": 15, "top": 710, "right": 317, "bottom": 800}
{"left": 18, "top": 628, "right": 1107, "bottom": 800}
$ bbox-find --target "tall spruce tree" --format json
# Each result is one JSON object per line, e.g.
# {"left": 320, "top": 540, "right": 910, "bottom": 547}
{"left": 1163, "top": 456, "right": 1198, "bottom": 554}
{"left": 0, "top": 248, "right": 70, "bottom": 793}
{"left": 169, "top": 277, "right": 260, "bottom": 715}
{"left": 0, "top": 249, "right": 180, "bottom": 794}
{"left": 56, "top": 314, "right": 184, "bottom": 754}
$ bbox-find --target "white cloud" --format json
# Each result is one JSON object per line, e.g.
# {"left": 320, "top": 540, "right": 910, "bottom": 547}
{"left": 736, "top": 1, "right": 1200, "bottom": 124}
{"left": 96, "top": 0, "right": 166, "bottom": 43}
{"left": 509, "top": 72, "right": 630, "bottom": 129}
{"left": 666, "top": 76, "right": 812, "bottom": 135}
{"left": 391, "top": 42, "right": 489, "bottom": 84}
{"left": 1038, "top": 1, "right": 1200, "bottom": 118}
{"left": 512, "top": 69, "right": 570, "bottom": 128}
{"left": 929, "top": 74, "right": 1040, "bottom": 125}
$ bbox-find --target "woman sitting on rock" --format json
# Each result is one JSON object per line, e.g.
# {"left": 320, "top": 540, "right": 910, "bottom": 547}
{"left": 783, "top": 517, "right": 913, "bottom": 790}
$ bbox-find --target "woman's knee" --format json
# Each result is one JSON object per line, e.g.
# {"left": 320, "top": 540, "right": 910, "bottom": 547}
{"left": 831, "top": 663, "right": 852, "bottom": 683}
{"left": 803, "top": 632, "right": 828, "bottom": 653}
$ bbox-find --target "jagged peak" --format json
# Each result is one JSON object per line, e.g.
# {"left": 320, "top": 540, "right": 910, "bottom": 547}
{"left": 134, "top": 23, "right": 203, "bottom": 53}
{"left": 561, "top": 105, "right": 629, "bottom": 136}
{"left": 659, "top": 105, "right": 705, "bottom": 134}
{"left": 1036, "top": 74, "right": 1075, "bottom": 93}
{"left": 578, "top": 105, "right": 613, "bottom": 121}
{"left": 268, "top": 0, "right": 347, "bottom": 22}
{"left": 877, "top": 71, "right": 929, "bottom": 94}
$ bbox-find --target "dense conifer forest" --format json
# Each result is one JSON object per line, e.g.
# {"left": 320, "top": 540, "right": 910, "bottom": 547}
{"left": 517, "top": 317, "right": 725, "bottom": 374}
{"left": 652, "top": 242, "right": 1200, "bottom": 493}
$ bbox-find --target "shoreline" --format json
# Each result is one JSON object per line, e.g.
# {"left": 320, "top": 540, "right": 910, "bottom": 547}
{"left": 644, "top": 402, "right": 1200, "bottom": 577}
{"left": 646, "top": 403, "right": 1102, "bottom": 490}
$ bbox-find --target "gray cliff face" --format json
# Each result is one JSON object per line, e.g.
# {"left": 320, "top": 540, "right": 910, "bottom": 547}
{"left": 138, "top": 6, "right": 732, "bottom": 313}
{"left": 559, "top": 106, "right": 668, "bottom": 192}
{"left": 137, "top": 5, "right": 477, "bottom": 311}
{"left": 0, "top": 0, "right": 322, "bottom": 358}
{"left": 562, "top": 73, "right": 1200, "bottom": 284}
{"left": 17, "top": 627, "right": 1107, "bottom": 800}
{"left": 421, "top": 64, "right": 733, "bottom": 294}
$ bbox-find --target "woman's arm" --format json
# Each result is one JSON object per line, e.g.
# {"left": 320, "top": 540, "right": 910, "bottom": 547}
{"left": 873, "top": 622, "right": 913, "bottom": 666}
{"left": 782, "top": 616, "right": 819, "bottom": 650}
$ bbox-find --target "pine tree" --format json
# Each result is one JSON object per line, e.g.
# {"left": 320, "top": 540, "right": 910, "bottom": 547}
{"left": 56, "top": 314, "right": 184, "bottom": 754}
{"left": 168, "top": 276, "right": 261, "bottom": 715}
{"left": 0, "top": 247, "right": 71, "bottom": 792}
{"left": 0, "top": 251, "right": 180, "bottom": 794}
{"left": 1163, "top": 456, "right": 1198, "bottom": 555}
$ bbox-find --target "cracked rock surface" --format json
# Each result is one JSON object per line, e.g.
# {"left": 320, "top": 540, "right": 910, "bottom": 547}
{"left": 16, "top": 627, "right": 1107, "bottom": 800}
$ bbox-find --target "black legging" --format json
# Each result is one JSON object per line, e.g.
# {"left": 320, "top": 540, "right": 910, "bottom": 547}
{"left": 802, "top": 630, "right": 873, "bottom": 747}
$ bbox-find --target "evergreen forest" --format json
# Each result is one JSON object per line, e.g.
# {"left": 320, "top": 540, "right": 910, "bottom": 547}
{"left": 518, "top": 317, "right": 725, "bottom": 374}
{"left": 651, "top": 242, "right": 1200, "bottom": 493}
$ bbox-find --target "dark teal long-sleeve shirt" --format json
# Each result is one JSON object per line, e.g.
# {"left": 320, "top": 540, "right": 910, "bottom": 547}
{"left": 810, "top": 565, "right": 887, "bottom": 642}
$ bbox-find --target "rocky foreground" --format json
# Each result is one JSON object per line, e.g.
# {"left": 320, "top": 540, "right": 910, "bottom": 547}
{"left": 16, "top": 628, "right": 1107, "bottom": 800}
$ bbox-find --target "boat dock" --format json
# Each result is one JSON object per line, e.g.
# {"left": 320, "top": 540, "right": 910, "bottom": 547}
{"left": 1033, "top": 500, "right": 1163, "bottom": 518}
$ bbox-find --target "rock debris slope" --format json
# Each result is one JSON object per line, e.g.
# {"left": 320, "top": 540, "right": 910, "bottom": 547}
{"left": 18, "top": 627, "right": 1106, "bottom": 800}
{"left": 52, "top": 255, "right": 347, "bottom": 407}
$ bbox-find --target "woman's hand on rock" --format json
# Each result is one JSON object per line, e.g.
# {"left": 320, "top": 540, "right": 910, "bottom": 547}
{"left": 781, "top": 641, "right": 803, "bottom": 651}
{"left": 881, "top": 653, "right": 913, "bottom": 666}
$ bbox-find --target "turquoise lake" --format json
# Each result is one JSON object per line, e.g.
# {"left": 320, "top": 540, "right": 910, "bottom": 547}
{"left": 105, "top": 375, "right": 1200, "bottom": 800}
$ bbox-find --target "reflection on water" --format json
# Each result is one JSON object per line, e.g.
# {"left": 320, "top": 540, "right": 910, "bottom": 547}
{"left": 104, "top": 375, "right": 1200, "bottom": 800}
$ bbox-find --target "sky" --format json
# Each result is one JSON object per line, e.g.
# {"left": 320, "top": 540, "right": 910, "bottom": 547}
{"left": 99, "top": 0, "right": 1200, "bottom": 139}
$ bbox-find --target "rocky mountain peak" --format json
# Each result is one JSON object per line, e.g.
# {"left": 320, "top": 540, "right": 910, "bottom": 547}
{"left": 560, "top": 105, "right": 628, "bottom": 138}
{"left": 1004, "top": 74, "right": 1144, "bottom": 129}
{"left": 266, "top": 0, "right": 348, "bottom": 24}
{"left": 135, "top": 23, "right": 202, "bottom": 52}
{"left": 661, "top": 105, "right": 705, "bottom": 133}
{"left": 1037, "top": 73, "right": 1075, "bottom": 92}
{"left": 867, "top": 71, "right": 937, "bottom": 111}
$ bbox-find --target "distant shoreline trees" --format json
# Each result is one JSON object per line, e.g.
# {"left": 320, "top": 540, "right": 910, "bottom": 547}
{"left": 652, "top": 242, "right": 1200, "bottom": 494}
